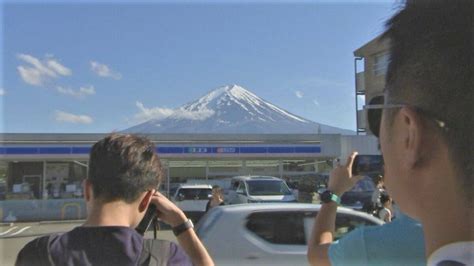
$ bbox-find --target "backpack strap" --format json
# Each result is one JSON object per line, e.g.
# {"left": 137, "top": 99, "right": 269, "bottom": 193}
{"left": 16, "top": 234, "right": 56, "bottom": 266}
{"left": 138, "top": 239, "right": 172, "bottom": 266}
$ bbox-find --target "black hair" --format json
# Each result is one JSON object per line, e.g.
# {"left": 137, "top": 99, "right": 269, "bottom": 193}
{"left": 380, "top": 193, "right": 391, "bottom": 205}
{"left": 88, "top": 134, "right": 162, "bottom": 203}
{"left": 382, "top": 0, "right": 473, "bottom": 203}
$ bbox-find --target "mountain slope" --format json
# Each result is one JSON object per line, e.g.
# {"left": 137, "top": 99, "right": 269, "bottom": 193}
{"left": 124, "top": 85, "right": 354, "bottom": 135}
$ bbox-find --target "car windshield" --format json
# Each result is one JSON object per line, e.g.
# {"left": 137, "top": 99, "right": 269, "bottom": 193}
{"left": 246, "top": 180, "right": 292, "bottom": 196}
{"left": 177, "top": 188, "right": 212, "bottom": 200}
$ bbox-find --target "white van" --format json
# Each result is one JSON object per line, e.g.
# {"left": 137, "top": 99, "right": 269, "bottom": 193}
{"left": 227, "top": 176, "right": 296, "bottom": 204}
{"left": 171, "top": 184, "right": 213, "bottom": 212}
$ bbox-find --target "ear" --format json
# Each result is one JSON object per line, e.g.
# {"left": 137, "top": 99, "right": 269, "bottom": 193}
{"left": 83, "top": 179, "right": 93, "bottom": 201}
{"left": 138, "top": 189, "right": 155, "bottom": 212}
{"left": 398, "top": 107, "right": 424, "bottom": 169}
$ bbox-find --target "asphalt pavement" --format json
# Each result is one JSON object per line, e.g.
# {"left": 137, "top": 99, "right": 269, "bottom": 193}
{"left": 0, "top": 221, "right": 176, "bottom": 266}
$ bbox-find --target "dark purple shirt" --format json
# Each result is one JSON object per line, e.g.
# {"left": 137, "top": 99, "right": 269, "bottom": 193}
{"left": 16, "top": 226, "right": 192, "bottom": 266}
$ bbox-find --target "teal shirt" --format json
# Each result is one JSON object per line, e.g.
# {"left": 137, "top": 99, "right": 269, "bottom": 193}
{"left": 329, "top": 214, "right": 426, "bottom": 266}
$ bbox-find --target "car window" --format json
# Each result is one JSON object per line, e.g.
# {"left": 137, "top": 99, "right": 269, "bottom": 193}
{"left": 246, "top": 211, "right": 306, "bottom": 245}
{"left": 236, "top": 182, "right": 245, "bottom": 194}
{"left": 246, "top": 180, "right": 292, "bottom": 196}
{"left": 177, "top": 188, "right": 212, "bottom": 200}
{"left": 169, "top": 187, "right": 178, "bottom": 197}
{"left": 231, "top": 181, "right": 239, "bottom": 191}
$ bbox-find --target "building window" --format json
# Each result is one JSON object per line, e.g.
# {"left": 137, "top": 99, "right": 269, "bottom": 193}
{"left": 373, "top": 52, "right": 390, "bottom": 76}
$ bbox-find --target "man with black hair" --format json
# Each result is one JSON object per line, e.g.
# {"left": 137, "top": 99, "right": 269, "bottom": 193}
{"left": 308, "top": 0, "right": 472, "bottom": 265}
{"left": 16, "top": 134, "right": 214, "bottom": 266}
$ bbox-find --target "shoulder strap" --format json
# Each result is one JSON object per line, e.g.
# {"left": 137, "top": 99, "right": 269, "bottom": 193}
{"left": 138, "top": 239, "right": 172, "bottom": 266}
{"left": 16, "top": 235, "right": 55, "bottom": 266}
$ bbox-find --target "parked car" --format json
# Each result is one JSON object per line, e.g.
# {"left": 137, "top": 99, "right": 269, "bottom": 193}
{"left": 171, "top": 184, "right": 212, "bottom": 212}
{"left": 171, "top": 184, "right": 213, "bottom": 223}
{"left": 196, "top": 203, "right": 383, "bottom": 266}
{"left": 227, "top": 176, "right": 296, "bottom": 204}
{"left": 340, "top": 176, "right": 375, "bottom": 211}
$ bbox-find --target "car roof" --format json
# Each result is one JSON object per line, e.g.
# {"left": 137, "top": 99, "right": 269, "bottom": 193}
{"left": 177, "top": 184, "right": 212, "bottom": 189}
{"left": 210, "top": 203, "right": 383, "bottom": 224}
{"left": 231, "top": 175, "right": 281, "bottom": 181}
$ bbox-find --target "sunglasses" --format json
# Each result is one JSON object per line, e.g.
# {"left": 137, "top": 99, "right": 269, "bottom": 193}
{"left": 364, "top": 95, "right": 449, "bottom": 137}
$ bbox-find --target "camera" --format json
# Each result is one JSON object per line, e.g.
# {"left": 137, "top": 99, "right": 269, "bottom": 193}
{"left": 135, "top": 204, "right": 158, "bottom": 235}
{"left": 351, "top": 155, "right": 384, "bottom": 176}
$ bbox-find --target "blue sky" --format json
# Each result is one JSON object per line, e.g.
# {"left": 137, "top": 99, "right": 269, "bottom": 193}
{"left": 1, "top": 0, "right": 398, "bottom": 133}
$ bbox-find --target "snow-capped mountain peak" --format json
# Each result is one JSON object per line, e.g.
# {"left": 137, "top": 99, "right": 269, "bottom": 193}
{"left": 124, "top": 84, "right": 354, "bottom": 134}
{"left": 183, "top": 84, "right": 309, "bottom": 124}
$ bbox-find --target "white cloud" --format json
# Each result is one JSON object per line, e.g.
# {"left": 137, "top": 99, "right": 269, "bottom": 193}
{"left": 134, "top": 101, "right": 174, "bottom": 123}
{"left": 56, "top": 85, "right": 96, "bottom": 98}
{"left": 132, "top": 102, "right": 215, "bottom": 124}
{"left": 90, "top": 61, "right": 122, "bottom": 80}
{"left": 17, "top": 54, "right": 71, "bottom": 86}
{"left": 313, "top": 99, "right": 320, "bottom": 106}
{"left": 79, "top": 85, "right": 95, "bottom": 95}
{"left": 55, "top": 110, "right": 93, "bottom": 124}
{"left": 17, "top": 66, "right": 44, "bottom": 86}
{"left": 0, "top": 88, "right": 5, "bottom": 96}
{"left": 295, "top": 90, "right": 304, "bottom": 99}
{"left": 47, "top": 59, "right": 72, "bottom": 76}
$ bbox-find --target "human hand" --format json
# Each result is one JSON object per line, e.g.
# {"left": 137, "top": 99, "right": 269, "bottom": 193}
{"left": 150, "top": 191, "right": 187, "bottom": 227}
{"left": 328, "top": 151, "right": 363, "bottom": 196}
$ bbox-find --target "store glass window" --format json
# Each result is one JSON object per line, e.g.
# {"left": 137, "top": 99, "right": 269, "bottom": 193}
{"left": 0, "top": 161, "right": 8, "bottom": 200}
{"left": 5, "top": 162, "right": 43, "bottom": 200}
{"left": 45, "top": 161, "right": 87, "bottom": 199}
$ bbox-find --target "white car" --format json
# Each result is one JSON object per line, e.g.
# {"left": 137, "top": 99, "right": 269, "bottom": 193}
{"left": 227, "top": 176, "right": 297, "bottom": 204}
{"left": 171, "top": 184, "right": 212, "bottom": 212}
{"left": 196, "top": 203, "right": 383, "bottom": 266}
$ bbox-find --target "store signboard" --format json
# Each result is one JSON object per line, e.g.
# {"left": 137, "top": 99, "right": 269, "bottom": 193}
{"left": 1, "top": 145, "right": 321, "bottom": 155}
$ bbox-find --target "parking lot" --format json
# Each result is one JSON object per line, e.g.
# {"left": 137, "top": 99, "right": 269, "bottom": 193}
{"left": 0, "top": 221, "right": 176, "bottom": 266}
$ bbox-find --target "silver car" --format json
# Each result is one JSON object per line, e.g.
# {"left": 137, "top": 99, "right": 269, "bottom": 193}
{"left": 196, "top": 203, "right": 383, "bottom": 266}
{"left": 227, "top": 176, "right": 297, "bottom": 204}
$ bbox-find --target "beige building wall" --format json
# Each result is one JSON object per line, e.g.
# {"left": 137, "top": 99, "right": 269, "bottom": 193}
{"left": 354, "top": 35, "right": 391, "bottom": 134}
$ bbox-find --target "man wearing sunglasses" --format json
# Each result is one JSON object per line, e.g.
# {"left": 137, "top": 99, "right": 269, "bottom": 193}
{"left": 308, "top": 1, "right": 472, "bottom": 266}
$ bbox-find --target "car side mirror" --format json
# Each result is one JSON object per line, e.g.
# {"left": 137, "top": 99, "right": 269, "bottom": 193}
{"left": 177, "top": 193, "right": 184, "bottom": 201}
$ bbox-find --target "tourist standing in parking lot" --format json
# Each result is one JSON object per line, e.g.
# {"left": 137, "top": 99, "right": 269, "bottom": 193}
{"left": 16, "top": 134, "right": 214, "bottom": 266}
{"left": 206, "top": 185, "right": 225, "bottom": 212}
{"left": 371, "top": 175, "right": 385, "bottom": 211}
{"left": 378, "top": 193, "right": 392, "bottom": 223}
{"left": 308, "top": 0, "right": 473, "bottom": 265}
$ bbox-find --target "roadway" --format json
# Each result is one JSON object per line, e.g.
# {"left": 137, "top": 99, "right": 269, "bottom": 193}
{"left": 0, "top": 221, "right": 176, "bottom": 266}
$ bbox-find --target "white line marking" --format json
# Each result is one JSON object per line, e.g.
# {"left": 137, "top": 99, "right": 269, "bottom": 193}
{"left": 0, "top": 226, "right": 18, "bottom": 236}
{"left": 5, "top": 226, "right": 32, "bottom": 237}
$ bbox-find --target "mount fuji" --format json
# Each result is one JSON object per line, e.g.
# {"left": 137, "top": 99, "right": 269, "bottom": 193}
{"left": 123, "top": 85, "right": 354, "bottom": 135}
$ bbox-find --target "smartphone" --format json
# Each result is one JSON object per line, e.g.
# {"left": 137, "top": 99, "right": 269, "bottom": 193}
{"left": 351, "top": 155, "right": 384, "bottom": 175}
{"left": 136, "top": 204, "right": 157, "bottom": 235}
